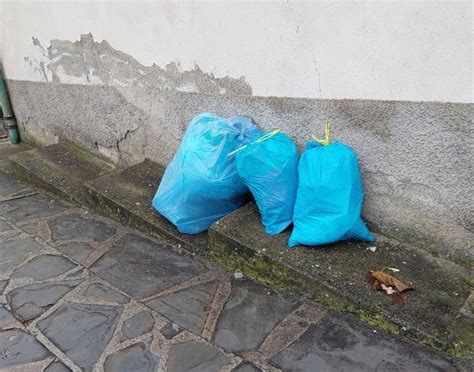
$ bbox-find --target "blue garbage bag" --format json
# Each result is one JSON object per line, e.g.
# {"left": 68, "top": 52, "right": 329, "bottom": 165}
{"left": 289, "top": 140, "right": 375, "bottom": 247}
{"left": 152, "top": 113, "right": 260, "bottom": 234}
{"left": 235, "top": 129, "right": 299, "bottom": 235}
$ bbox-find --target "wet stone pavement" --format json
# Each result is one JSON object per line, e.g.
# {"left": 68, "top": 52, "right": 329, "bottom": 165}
{"left": 0, "top": 172, "right": 458, "bottom": 371}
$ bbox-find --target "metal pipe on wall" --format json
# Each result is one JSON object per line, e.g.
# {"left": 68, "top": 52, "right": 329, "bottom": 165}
{"left": 0, "top": 69, "right": 19, "bottom": 144}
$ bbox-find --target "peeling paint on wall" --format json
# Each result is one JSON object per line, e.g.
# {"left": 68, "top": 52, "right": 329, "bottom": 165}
{"left": 24, "top": 33, "right": 252, "bottom": 95}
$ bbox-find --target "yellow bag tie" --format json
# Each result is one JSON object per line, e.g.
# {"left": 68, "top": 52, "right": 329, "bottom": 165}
{"left": 255, "top": 128, "right": 282, "bottom": 143}
{"left": 227, "top": 144, "right": 247, "bottom": 157}
{"left": 313, "top": 120, "right": 332, "bottom": 146}
{"left": 228, "top": 128, "right": 282, "bottom": 156}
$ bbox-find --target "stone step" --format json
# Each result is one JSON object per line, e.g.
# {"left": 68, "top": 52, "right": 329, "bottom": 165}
{"left": 0, "top": 139, "right": 33, "bottom": 157}
{"left": 9, "top": 142, "right": 115, "bottom": 204}
{"left": 84, "top": 160, "right": 208, "bottom": 253}
{"left": 208, "top": 202, "right": 473, "bottom": 355}
{"left": 0, "top": 140, "right": 34, "bottom": 174}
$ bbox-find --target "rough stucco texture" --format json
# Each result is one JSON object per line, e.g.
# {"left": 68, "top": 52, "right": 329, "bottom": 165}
{"left": 7, "top": 79, "right": 473, "bottom": 262}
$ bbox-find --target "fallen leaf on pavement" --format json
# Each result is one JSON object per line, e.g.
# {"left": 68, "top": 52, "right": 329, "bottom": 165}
{"left": 366, "top": 268, "right": 414, "bottom": 305}
{"left": 370, "top": 269, "right": 412, "bottom": 292}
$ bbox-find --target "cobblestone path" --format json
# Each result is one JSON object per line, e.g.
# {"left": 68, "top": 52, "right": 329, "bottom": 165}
{"left": 0, "top": 173, "right": 455, "bottom": 371}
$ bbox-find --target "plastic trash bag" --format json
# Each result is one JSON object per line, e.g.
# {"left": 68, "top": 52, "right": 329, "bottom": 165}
{"left": 289, "top": 122, "right": 374, "bottom": 247}
{"left": 152, "top": 113, "right": 260, "bottom": 234}
{"left": 234, "top": 129, "right": 299, "bottom": 235}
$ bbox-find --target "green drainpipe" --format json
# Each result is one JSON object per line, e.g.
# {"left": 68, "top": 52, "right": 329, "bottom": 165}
{"left": 0, "top": 69, "right": 19, "bottom": 144}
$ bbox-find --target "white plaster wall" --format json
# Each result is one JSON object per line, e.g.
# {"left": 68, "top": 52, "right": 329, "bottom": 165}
{"left": 1, "top": 0, "right": 472, "bottom": 103}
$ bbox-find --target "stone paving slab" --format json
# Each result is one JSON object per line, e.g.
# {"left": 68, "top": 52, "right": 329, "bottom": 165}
{"left": 48, "top": 212, "right": 118, "bottom": 242}
{"left": 145, "top": 281, "right": 218, "bottom": 334}
{"left": 120, "top": 310, "right": 155, "bottom": 341}
{"left": 166, "top": 340, "right": 231, "bottom": 372}
{"left": 18, "top": 208, "right": 126, "bottom": 269}
{"left": 0, "top": 236, "right": 44, "bottom": 276}
{"left": 0, "top": 194, "right": 68, "bottom": 223}
{"left": 7, "top": 279, "right": 82, "bottom": 322}
{"left": 91, "top": 233, "right": 203, "bottom": 299}
{"left": 213, "top": 279, "right": 301, "bottom": 353}
{"left": 0, "top": 329, "right": 53, "bottom": 369}
{"left": 0, "top": 167, "right": 463, "bottom": 371}
{"left": 270, "top": 312, "right": 455, "bottom": 372}
{"left": 37, "top": 301, "right": 123, "bottom": 371}
{"left": 11, "top": 254, "right": 77, "bottom": 281}
{"left": 104, "top": 341, "right": 160, "bottom": 372}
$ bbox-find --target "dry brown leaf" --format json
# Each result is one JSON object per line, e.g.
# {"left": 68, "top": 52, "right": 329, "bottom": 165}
{"left": 370, "top": 269, "right": 413, "bottom": 292}
{"left": 366, "top": 269, "right": 414, "bottom": 305}
{"left": 366, "top": 272, "right": 381, "bottom": 289}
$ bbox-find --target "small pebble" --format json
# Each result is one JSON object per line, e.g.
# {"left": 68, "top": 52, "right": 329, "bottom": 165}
{"left": 234, "top": 272, "right": 243, "bottom": 279}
